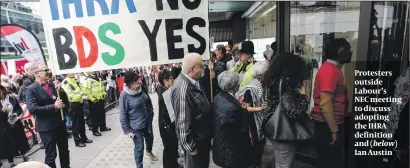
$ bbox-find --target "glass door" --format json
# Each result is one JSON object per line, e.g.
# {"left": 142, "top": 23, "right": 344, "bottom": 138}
{"left": 290, "top": 1, "right": 361, "bottom": 112}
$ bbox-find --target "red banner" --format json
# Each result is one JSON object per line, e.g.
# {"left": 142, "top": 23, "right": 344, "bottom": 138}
{"left": 0, "top": 61, "right": 8, "bottom": 75}
{"left": 19, "top": 102, "right": 38, "bottom": 140}
{"left": 15, "top": 59, "right": 28, "bottom": 74}
{"left": 0, "top": 59, "right": 29, "bottom": 76}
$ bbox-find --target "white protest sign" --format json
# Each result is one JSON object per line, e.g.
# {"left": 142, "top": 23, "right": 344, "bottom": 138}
{"left": 162, "top": 88, "right": 175, "bottom": 123}
{"left": 41, "top": 0, "right": 210, "bottom": 74}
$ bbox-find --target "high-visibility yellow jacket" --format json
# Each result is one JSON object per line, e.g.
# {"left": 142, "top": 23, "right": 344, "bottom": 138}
{"left": 83, "top": 77, "right": 105, "bottom": 102}
{"left": 61, "top": 77, "right": 83, "bottom": 103}
{"left": 234, "top": 62, "right": 254, "bottom": 88}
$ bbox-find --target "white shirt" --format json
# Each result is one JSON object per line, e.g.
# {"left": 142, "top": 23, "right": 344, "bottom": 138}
{"left": 106, "top": 74, "right": 116, "bottom": 90}
{"left": 182, "top": 73, "right": 201, "bottom": 90}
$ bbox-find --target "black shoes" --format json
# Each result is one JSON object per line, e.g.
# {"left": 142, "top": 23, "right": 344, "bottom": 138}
{"left": 75, "top": 143, "right": 86, "bottom": 147}
{"left": 22, "top": 156, "right": 31, "bottom": 162}
{"left": 82, "top": 139, "right": 93, "bottom": 143}
{"left": 93, "top": 132, "right": 102, "bottom": 136}
{"left": 100, "top": 127, "right": 111, "bottom": 132}
{"left": 92, "top": 127, "right": 110, "bottom": 136}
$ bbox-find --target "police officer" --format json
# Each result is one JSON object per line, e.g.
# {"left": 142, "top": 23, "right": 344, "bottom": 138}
{"left": 83, "top": 71, "right": 111, "bottom": 136}
{"left": 61, "top": 74, "right": 93, "bottom": 147}
{"left": 233, "top": 41, "right": 256, "bottom": 88}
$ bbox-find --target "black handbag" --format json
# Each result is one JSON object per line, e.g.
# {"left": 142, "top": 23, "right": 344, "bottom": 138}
{"left": 264, "top": 80, "right": 315, "bottom": 141}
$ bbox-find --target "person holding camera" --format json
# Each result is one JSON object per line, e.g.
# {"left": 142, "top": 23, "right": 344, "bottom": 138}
{"left": 0, "top": 85, "right": 30, "bottom": 167}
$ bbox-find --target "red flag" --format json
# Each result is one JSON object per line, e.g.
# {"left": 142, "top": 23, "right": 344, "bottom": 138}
{"left": 116, "top": 76, "right": 125, "bottom": 93}
{"left": 0, "top": 61, "right": 8, "bottom": 75}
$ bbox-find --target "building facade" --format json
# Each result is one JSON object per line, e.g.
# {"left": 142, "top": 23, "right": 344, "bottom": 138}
{"left": 0, "top": 1, "right": 47, "bottom": 58}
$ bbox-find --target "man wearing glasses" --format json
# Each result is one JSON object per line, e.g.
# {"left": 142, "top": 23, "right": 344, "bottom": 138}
{"left": 158, "top": 70, "right": 180, "bottom": 168}
{"left": 25, "top": 63, "right": 70, "bottom": 168}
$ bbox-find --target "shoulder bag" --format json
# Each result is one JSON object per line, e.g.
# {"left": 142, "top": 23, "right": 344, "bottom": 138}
{"left": 264, "top": 80, "right": 315, "bottom": 141}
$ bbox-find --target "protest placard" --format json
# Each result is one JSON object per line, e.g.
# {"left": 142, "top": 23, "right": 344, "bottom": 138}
{"left": 41, "top": 0, "right": 210, "bottom": 74}
{"left": 162, "top": 88, "right": 175, "bottom": 123}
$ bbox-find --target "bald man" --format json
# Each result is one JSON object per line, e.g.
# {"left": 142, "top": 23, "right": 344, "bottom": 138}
{"left": 170, "top": 53, "right": 212, "bottom": 168}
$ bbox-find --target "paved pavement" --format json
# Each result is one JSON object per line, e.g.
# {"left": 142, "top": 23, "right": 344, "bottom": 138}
{"left": 1, "top": 94, "right": 315, "bottom": 168}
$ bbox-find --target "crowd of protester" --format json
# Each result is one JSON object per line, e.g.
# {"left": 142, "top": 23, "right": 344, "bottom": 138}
{"left": 0, "top": 62, "right": 181, "bottom": 167}
{"left": 162, "top": 38, "right": 354, "bottom": 168}
{"left": 2, "top": 37, "right": 399, "bottom": 168}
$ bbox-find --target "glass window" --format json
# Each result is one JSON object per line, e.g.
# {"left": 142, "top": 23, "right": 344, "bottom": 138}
{"left": 367, "top": 2, "right": 409, "bottom": 98}
{"left": 8, "top": 47, "right": 15, "bottom": 52}
{"left": 1, "top": 16, "right": 8, "bottom": 24}
{"left": 39, "top": 25, "right": 44, "bottom": 33}
{"left": 9, "top": 4, "right": 16, "bottom": 10}
{"left": 9, "top": 17, "right": 14, "bottom": 24}
{"left": 0, "top": 2, "right": 7, "bottom": 7}
{"left": 248, "top": 2, "right": 276, "bottom": 39}
{"left": 1, "top": 39, "right": 11, "bottom": 47}
{"left": 33, "top": 22, "right": 40, "bottom": 34}
{"left": 211, "top": 41, "right": 229, "bottom": 51}
{"left": 246, "top": 1, "right": 277, "bottom": 62}
{"left": 290, "top": 1, "right": 361, "bottom": 111}
{"left": 249, "top": 37, "right": 276, "bottom": 61}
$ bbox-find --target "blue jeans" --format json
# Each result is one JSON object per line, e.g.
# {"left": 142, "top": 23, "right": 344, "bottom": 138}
{"left": 65, "top": 113, "right": 72, "bottom": 128}
{"left": 133, "top": 127, "right": 154, "bottom": 168}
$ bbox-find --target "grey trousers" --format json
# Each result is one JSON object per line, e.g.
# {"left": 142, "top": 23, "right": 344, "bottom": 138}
{"left": 270, "top": 140, "right": 297, "bottom": 168}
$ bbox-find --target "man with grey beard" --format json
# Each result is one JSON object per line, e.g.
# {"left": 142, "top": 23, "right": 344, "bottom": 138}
{"left": 171, "top": 53, "right": 212, "bottom": 168}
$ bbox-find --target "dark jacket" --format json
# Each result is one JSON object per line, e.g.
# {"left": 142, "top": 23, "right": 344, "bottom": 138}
{"left": 199, "top": 62, "right": 217, "bottom": 104}
{"left": 158, "top": 86, "right": 172, "bottom": 126}
{"left": 0, "top": 104, "right": 9, "bottom": 140}
{"left": 212, "top": 91, "right": 251, "bottom": 168}
{"left": 0, "top": 103, "right": 14, "bottom": 159}
{"left": 0, "top": 95, "right": 30, "bottom": 159}
{"left": 171, "top": 73, "right": 212, "bottom": 152}
{"left": 214, "top": 55, "right": 232, "bottom": 76}
{"left": 157, "top": 86, "right": 177, "bottom": 138}
{"left": 213, "top": 56, "right": 232, "bottom": 97}
{"left": 25, "top": 82, "right": 64, "bottom": 132}
{"left": 18, "top": 76, "right": 34, "bottom": 102}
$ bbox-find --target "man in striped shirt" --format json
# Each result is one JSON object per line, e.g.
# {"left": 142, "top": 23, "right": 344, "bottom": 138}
{"left": 171, "top": 53, "right": 212, "bottom": 168}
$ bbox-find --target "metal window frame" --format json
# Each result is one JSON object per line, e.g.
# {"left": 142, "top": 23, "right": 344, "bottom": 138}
{"left": 348, "top": 2, "right": 373, "bottom": 168}
{"left": 276, "top": 1, "right": 290, "bottom": 53}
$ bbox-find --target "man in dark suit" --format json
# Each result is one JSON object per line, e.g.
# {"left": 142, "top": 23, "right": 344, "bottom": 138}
{"left": 25, "top": 63, "right": 70, "bottom": 168}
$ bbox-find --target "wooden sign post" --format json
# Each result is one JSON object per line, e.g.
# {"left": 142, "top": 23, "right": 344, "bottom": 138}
{"left": 53, "top": 76, "right": 64, "bottom": 121}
